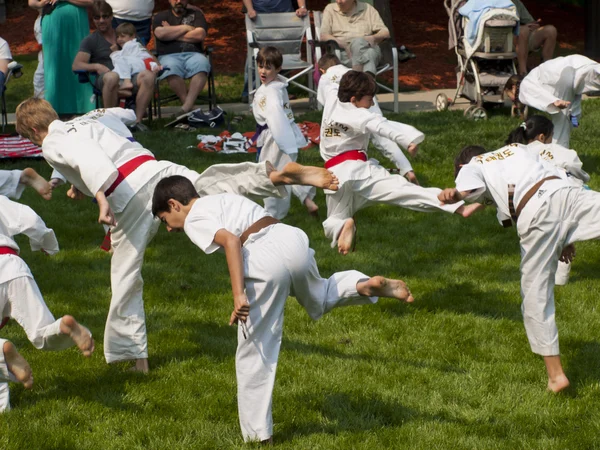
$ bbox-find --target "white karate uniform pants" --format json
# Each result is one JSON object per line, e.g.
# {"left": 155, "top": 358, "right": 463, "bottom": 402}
{"left": 0, "top": 170, "right": 24, "bottom": 199}
{"left": 104, "top": 162, "right": 285, "bottom": 363}
{"left": 323, "top": 162, "right": 460, "bottom": 247}
{"left": 519, "top": 186, "right": 600, "bottom": 356}
{"left": 0, "top": 270, "right": 74, "bottom": 411}
{"left": 259, "top": 137, "right": 315, "bottom": 220}
{"left": 237, "top": 223, "right": 376, "bottom": 441}
{"left": 33, "top": 15, "right": 44, "bottom": 99}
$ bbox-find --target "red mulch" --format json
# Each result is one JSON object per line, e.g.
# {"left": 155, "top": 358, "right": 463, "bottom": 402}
{"left": 2, "top": 0, "right": 585, "bottom": 90}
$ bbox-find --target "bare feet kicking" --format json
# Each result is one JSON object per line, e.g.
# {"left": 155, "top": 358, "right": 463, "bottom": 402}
{"left": 3, "top": 341, "right": 33, "bottom": 389}
{"left": 59, "top": 315, "right": 94, "bottom": 357}
{"left": 304, "top": 197, "right": 319, "bottom": 217}
{"left": 547, "top": 374, "right": 570, "bottom": 393}
{"left": 337, "top": 218, "right": 356, "bottom": 255}
{"left": 357, "top": 276, "right": 414, "bottom": 303}
{"left": 273, "top": 162, "right": 339, "bottom": 191}
{"left": 20, "top": 168, "right": 52, "bottom": 200}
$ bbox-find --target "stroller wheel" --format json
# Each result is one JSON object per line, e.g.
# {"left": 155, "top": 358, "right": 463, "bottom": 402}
{"left": 470, "top": 106, "right": 488, "bottom": 121}
{"left": 463, "top": 105, "right": 476, "bottom": 117}
{"left": 435, "top": 93, "right": 449, "bottom": 111}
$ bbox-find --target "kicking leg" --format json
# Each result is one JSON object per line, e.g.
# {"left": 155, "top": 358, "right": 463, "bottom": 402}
{"left": 270, "top": 162, "right": 338, "bottom": 191}
{"left": 59, "top": 315, "right": 94, "bottom": 357}
{"left": 357, "top": 276, "right": 414, "bottom": 303}
{"left": 2, "top": 340, "right": 33, "bottom": 389}
{"left": 19, "top": 168, "right": 52, "bottom": 200}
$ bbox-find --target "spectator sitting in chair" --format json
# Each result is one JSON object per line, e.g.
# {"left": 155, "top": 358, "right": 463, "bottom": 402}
{"left": 153, "top": 0, "right": 211, "bottom": 117}
{"left": 511, "top": 0, "right": 557, "bottom": 75}
{"left": 319, "top": 0, "right": 389, "bottom": 76}
{"left": 0, "top": 37, "right": 11, "bottom": 92}
{"left": 72, "top": 0, "right": 154, "bottom": 131}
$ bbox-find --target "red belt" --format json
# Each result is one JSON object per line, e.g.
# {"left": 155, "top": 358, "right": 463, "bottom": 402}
{"left": 324, "top": 150, "right": 367, "bottom": 169}
{"left": 105, "top": 155, "right": 156, "bottom": 197}
{"left": 143, "top": 57, "right": 155, "bottom": 71}
{"left": 0, "top": 247, "right": 18, "bottom": 256}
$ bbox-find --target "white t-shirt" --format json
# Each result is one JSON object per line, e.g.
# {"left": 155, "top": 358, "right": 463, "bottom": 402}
{"left": 184, "top": 194, "right": 269, "bottom": 254}
{"left": 106, "top": 0, "right": 154, "bottom": 21}
{"left": 456, "top": 144, "right": 569, "bottom": 233}
{"left": 0, "top": 37, "right": 12, "bottom": 61}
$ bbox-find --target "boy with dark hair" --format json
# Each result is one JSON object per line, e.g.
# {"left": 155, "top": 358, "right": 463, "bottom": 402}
{"left": 152, "top": 174, "right": 414, "bottom": 443}
{"left": 252, "top": 46, "right": 319, "bottom": 219}
{"left": 15, "top": 97, "right": 338, "bottom": 373}
{"left": 319, "top": 69, "right": 469, "bottom": 254}
{"left": 439, "top": 142, "right": 600, "bottom": 393}
{"left": 317, "top": 53, "right": 418, "bottom": 184}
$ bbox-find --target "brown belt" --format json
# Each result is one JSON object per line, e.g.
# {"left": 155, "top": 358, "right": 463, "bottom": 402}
{"left": 509, "top": 176, "right": 560, "bottom": 222}
{"left": 240, "top": 216, "right": 280, "bottom": 245}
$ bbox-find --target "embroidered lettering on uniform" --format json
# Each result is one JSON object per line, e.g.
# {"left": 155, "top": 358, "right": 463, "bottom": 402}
{"left": 540, "top": 149, "right": 554, "bottom": 161}
{"left": 480, "top": 149, "right": 516, "bottom": 164}
{"left": 538, "top": 189, "right": 546, "bottom": 198}
{"left": 331, "top": 75, "right": 339, "bottom": 82}
{"left": 66, "top": 126, "right": 77, "bottom": 133}
{"left": 258, "top": 96, "right": 267, "bottom": 112}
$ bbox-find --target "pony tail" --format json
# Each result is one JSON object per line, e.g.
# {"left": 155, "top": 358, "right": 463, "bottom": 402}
{"left": 506, "top": 125, "right": 527, "bottom": 145}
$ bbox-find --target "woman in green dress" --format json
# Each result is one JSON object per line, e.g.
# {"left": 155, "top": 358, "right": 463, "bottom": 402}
{"left": 42, "top": 0, "right": 95, "bottom": 116}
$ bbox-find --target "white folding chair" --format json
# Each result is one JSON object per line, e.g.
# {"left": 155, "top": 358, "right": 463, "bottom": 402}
{"left": 246, "top": 12, "right": 317, "bottom": 108}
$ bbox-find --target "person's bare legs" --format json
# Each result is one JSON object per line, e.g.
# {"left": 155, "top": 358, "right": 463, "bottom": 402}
{"left": 102, "top": 72, "right": 120, "bottom": 108}
{"left": 166, "top": 75, "right": 189, "bottom": 105}
{"left": 59, "top": 315, "right": 94, "bottom": 357}
{"left": 132, "top": 359, "right": 149, "bottom": 373}
{"left": 269, "top": 161, "right": 339, "bottom": 190}
{"left": 182, "top": 72, "right": 207, "bottom": 113}
{"left": 121, "top": 78, "right": 134, "bottom": 91}
{"left": 517, "top": 25, "right": 532, "bottom": 74}
{"left": 544, "top": 355, "right": 570, "bottom": 393}
{"left": 530, "top": 25, "right": 557, "bottom": 63}
{"left": 356, "top": 276, "right": 414, "bottom": 303}
{"left": 338, "top": 218, "right": 356, "bottom": 255}
{"left": 19, "top": 168, "right": 52, "bottom": 200}
{"left": 303, "top": 197, "right": 319, "bottom": 215}
{"left": 135, "top": 70, "right": 156, "bottom": 123}
{"left": 3, "top": 341, "right": 33, "bottom": 389}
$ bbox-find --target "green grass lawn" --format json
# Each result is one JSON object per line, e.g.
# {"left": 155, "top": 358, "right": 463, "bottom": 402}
{"left": 1, "top": 98, "right": 600, "bottom": 449}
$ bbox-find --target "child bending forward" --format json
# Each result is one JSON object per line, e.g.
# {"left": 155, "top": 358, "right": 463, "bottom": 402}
{"left": 111, "top": 22, "right": 161, "bottom": 94}
{"left": 152, "top": 177, "right": 414, "bottom": 443}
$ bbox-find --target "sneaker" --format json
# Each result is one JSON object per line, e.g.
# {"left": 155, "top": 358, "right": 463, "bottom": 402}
{"left": 130, "top": 122, "right": 149, "bottom": 132}
{"left": 555, "top": 260, "right": 571, "bottom": 286}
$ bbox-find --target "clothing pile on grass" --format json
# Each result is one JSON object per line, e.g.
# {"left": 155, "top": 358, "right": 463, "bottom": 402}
{"left": 195, "top": 122, "right": 321, "bottom": 154}
{"left": 0, "top": 135, "right": 41, "bottom": 158}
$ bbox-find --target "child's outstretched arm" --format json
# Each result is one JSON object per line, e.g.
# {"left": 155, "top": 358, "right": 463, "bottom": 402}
{"left": 212, "top": 229, "right": 250, "bottom": 326}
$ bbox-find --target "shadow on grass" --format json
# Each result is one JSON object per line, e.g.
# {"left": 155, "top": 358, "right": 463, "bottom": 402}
{"left": 563, "top": 338, "right": 600, "bottom": 394}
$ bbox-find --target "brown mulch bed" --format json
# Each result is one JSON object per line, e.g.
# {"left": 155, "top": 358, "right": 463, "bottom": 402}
{"left": 2, "top": 0, "right": 585, "bottom": 90}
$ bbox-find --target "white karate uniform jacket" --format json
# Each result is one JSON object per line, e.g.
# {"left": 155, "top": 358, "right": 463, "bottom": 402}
{"left": 519, "top": 54, "right": 600, "bottom": 147}
{"left": 317, "top": 64, "right": 414, "bottom": 175}
{"left": 110, "top": 39, "right": 157, "bottom": 80}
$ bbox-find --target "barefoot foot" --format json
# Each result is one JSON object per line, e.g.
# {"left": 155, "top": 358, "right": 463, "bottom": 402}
{"left": 548, "top": 374, "right": 570, "bottom": 393}
{"left": 337, "top": 218, "right": 356, "bottom": 255}
{"left": 131, "top": 358, "right": 149, "bottom": 373}
{"left": 121, "top": 80, "right": 134, "bottom": 90}
{"left": 275, "top": 162, "right": 339, "bottom": 191}
{"left": 60, "top": 315, "right": 94, "bottom": 357}
{"left": 304, "top": 197, "right": 319, "bottom": 217}
{"left": 3, "top": 341, "right": 33, "bottom": 389}
{"left": 20, "top": 168, "right": 52, "bottom": 200}
{"left": 357, "top": 276, "right": 414, "bottom": 303}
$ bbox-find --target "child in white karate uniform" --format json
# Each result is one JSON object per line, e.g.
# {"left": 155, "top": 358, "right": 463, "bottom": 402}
{"left": 506, "top": 115, "right": 591, "bottom": 285}
{"left": 319, "top": 70, "right": 468, "bottom": 254}
{"left": 0, "top": 195, "right": 94, "bottom": 411}
{"left": 252, "top": 46, "right": 318, "bottom": 219}
{"left": 0, "top": 167, "right": 52, "bottom": 200}
{"left": 503, "top": 54, "right": 600, "bottom": 147}
{"left": 317, "top": 54, "right": 419, "bottom": 185}
{"left": 111, "top": 23, "right": 161, "bottom": 95}
{"left": 151, "top": 176, "right": 414, "bottom": 443}
{"left": 15, "top": 99, "right": 338, "bottom": 373}
{"left": 439, "top": 143, "right": 600, "bottom": 393}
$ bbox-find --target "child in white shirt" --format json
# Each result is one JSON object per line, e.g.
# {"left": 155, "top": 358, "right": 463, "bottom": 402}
{"left": 252, "top": 46, "right": 318, "bottom": 219}
{"left": 0, "top": 195, "right": 94, "bottom": 411}
{"left": 152, "top": 176, "right": 414, "bottom": 444}
{"left": 439, "top": 143, "right": 600, "bottom": 393}
{"left": 110, "top": 22, "right": 161, "bottom": 95}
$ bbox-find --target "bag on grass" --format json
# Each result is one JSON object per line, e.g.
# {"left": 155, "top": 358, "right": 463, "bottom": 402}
{"left": 188, "top": 107, "right": 227, "bottom": 128}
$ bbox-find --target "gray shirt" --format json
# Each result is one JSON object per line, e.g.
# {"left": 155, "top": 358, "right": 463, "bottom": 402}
{"left": 79, "top": 31, "right": 114, "bottom": 70}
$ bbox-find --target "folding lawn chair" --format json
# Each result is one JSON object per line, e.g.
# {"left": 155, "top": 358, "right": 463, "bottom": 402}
{"left": 1, "top": 61, "right": 23, "bottom": 132}
{"left": 313, "top": 0, "right": 414, "bottom": 113}
{"left": 152, "top": 46, "right": 217, "bottom": 120}
{"left": 245, "top": 12, "right": 317, "bottom": 108}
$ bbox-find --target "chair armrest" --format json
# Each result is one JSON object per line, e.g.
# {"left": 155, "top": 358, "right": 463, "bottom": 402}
{"left": 7, "top": 62, "right": 23, "bottom": 79}
{"left": 73, "top": 70, "right": 96, "bottom": 84}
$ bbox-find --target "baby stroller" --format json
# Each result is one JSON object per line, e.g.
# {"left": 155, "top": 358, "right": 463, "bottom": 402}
{"left": 437, "top": 0, "right": 519, "bottom": 120}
